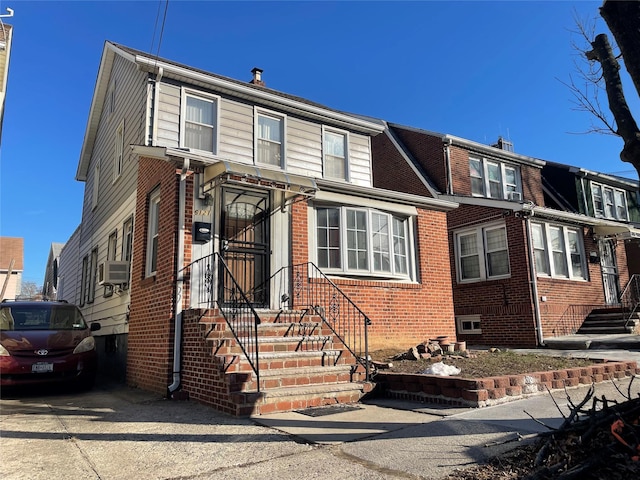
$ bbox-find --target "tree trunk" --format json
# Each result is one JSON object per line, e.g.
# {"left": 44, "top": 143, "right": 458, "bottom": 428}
{"left": 588, "top": 1, "right": 640, "bottom": 178}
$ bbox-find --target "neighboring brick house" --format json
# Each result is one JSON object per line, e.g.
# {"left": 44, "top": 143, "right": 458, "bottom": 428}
{"left": 542, "top": 161, "right": 640, "bottom": 278}
{"left": 60, "top": 42, "right": 458, "bottom": 414}
{"left": 0, "top": 237, "right": 23, "bottom": 300}
{"left": 372, "top": 124, "right": 635, "bottom": 347}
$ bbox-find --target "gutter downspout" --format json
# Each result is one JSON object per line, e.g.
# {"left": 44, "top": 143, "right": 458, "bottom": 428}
{"left": 152, "top": 67, "right": 163, "bottom": 146}
{"left": 524, "top": 215, "right": 545, "bottom": 346}
{"left": 168, "top": 158, "right": 188, "bottom": 396}
{"left": 444, "top": 138, "right": 453, "bottom": 195}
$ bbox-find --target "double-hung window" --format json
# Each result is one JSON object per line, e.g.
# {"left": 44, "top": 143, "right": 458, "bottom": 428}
{"left": 146, "top": 189, "right": 161, "bottom": 277}
{"left": 323, "top": 129, "right": 348, "bottom": 180}
{"left": 455, "top": 223, "right": 509, "bottom": 282}
{"left": 114, "top": 120, "right": 124, "bottom": 181}
{"left": 591, "top": 182, "right": 628, "bottom": 220}
{"left": 469, "top": 157, "right": 521, "bottom": 200}
{"left": 316, "top": 206, "right": 411, "bottom": 277}
{"left": 530, "top": 222, "right": 587, "bottom": 280}
{"left": 256, "top": 111, "right": 284, "bottom": 167}
{"left": 182, "top": 90, "right": 218, "bottom": 154}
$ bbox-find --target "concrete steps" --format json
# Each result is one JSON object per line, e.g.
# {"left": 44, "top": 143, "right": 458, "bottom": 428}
{"left": 577, "top": 309, "right": 639, "bottom": 335}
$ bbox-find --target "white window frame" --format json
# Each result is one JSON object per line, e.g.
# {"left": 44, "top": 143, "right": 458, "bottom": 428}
{"left": 88, "top": 247, "right": 98, "bottom": 304}
{"left": 322, "top": 127, "right": 349, "bottom": 181}
{"left": 180, "top": 88, "right": 220, "bottom": 155}
{"left": 456, "top": 314, "right": 482, "bottom": 334}
{"left": 454, "top": 222, "right": 510, "bottom": 283}
{"left": 146, "top": 189, "right": 161, "bottom": 277}
{"left": 590, "top": 181, "right": 628, "bottom": 221}
{"left": 255, "top": 108, "right": 286, "bottom": 168}
{"left": 114, "top": 119, "right": 124, "bottom": 181}
{"left": 107, "top": 80, "right": 116, "bottom": 115}
{"left": 92, "top": 160, "right": 100, "bottom": 210}
{"left": 530, "top": 222, "right": 587, "bottom": 281}
{"left": 313, "top": 205, "right": 413, "bottom": 279}
{"left": 468, "top": 156, "right": 522, "bottom": 200}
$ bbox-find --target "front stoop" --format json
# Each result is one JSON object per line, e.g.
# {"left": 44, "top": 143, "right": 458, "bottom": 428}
{"left": 577, "top": 308, "right": 640, "bottom": 335}
{"left": 202, "top": 311, "right": 372, "bottom": 415}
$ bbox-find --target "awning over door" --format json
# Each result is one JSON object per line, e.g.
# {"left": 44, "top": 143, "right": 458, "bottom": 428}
{"left": 593, "top": 224, "right": 640, "bottom": 240}
{"left": 203, "top": 160, "right": 317, "bottom": 198}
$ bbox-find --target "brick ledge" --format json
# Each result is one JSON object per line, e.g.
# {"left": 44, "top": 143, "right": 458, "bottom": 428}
{"left": 373, "top": 360, "right": 640, "bottom": 408}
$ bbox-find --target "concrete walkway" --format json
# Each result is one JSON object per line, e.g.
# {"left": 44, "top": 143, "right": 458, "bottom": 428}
{"left": 2, "top": 341, "right": 639, "bottom": 480}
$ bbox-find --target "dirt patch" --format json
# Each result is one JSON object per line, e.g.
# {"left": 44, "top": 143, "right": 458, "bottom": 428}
{"left": 370, "top": 348, "right": 597, "bottom": 378}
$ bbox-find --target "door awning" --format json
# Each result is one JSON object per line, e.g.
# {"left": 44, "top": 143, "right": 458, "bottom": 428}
{"left": 593, "top": 224, "right": 640, "bottom": 240}
{"left": 203, "top": 161, "right": 317, "bottom": 198}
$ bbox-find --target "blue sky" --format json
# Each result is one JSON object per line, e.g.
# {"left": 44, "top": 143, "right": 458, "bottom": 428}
{"left": 1, "top": 0, "right": 639, "bottom": 285}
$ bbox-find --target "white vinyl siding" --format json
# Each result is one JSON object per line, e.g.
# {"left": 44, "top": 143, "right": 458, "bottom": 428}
{"left": 315, "top": 206, "right": 410, "bottom": 278}
{"left": 531, "top": 222, "right": 587, "bottom": 280}
{"left": 469, "top": 157, "right": 521, "bottom": 200}
{"left": 92, "top": 161, "right": 100, "bottom": 210}
{"left": 591, "top": 181, "right": 628, "bottom": 221}
{"left": 455, "top": 223, "right": 509, "bottom": 282}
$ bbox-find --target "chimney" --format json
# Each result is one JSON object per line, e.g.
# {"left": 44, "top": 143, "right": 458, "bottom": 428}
{"left": 250, "top": 67, "right": 265, "bottom": 87}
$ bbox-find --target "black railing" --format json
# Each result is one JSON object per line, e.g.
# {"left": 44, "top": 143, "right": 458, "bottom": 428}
{"left": 620, "top": 274, "right": 640, "bottom": 330}
{"left": 552, "top": 304, "right": 603, "bottom": 336}
{"left": 179, "top": 253, "right": 261, "bottom": 391}
{"left": 268, "top": 262, "right": 371, "bottom": 381}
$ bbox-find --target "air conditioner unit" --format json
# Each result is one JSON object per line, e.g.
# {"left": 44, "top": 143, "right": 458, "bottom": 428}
{"left": 507, "top": 191, "right": 522, "bottom": 201}
{"left": 98, "top": 261, "right": 130, "bottom": 285}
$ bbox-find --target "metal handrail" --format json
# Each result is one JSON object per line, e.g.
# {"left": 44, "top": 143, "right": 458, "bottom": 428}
{"left": 268, "top": 262, "right": 371, "bottom": 381}
{"left": 552, "top": 304, "right": 603, "bottom": 336}
{"left": 620, "top": 274, "right": 640, "bottom": 329}
{"left": 179, "top": 253, "right": 261, "bottom": 391}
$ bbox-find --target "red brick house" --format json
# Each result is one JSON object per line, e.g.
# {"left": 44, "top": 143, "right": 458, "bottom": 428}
{"left": 372, "top": 124, "right": 637, "bottom": 347}
{"left": 59, "top": 42, "right": 459, "bottom": 415}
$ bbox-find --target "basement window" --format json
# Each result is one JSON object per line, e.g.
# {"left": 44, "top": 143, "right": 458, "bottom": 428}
{"left": 456, "top": 314, "right": 482, "bottom": 334}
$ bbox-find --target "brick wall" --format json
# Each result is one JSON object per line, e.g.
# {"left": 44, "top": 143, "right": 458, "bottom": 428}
{"left": 291, "top": 198, "right": 457, "bottom": 351}
{"left": 127, "top": 157, "right": 181, "bottom": 393}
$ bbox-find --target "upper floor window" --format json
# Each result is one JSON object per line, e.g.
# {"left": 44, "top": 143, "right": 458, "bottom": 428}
{"left": 122, "top": 216, "right": 134, "bottom": 264}
{"left": 531, "top": 222, "right": 587, "bottom": 280}
{"left": 146, "top": 189, "right": 161, "bottom": 277}
{"left": 323, "top": 129, "right": 348, "bottom": 181}
{"left": 469, "top": 157, "right": 521, "bottom": 200}
{"left": 114, "top": 119, "right": 124, "bottom": 180}
{"left": 256, "top": 111, "right": 284, "bottom": 167}
{"left": 454, "top": 223, "right": 509, "bottom": 283}
{"left": 182, "top": 90, "right": 218, "bottom": 154}
{"left": 92, "top": 161, "right": 100, "bottom": 210}
{"left": 315, "top": 206, "right": 411, "bottom": 277}
{"left": 591, "top": 182, "right": 628, "bottom": 221}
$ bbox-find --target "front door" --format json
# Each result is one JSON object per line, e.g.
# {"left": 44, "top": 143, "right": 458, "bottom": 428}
{"left": 599, "top": 239, "right": 620, "bottom": 305}
{"left": 220, "top": 188, "right": 270, "bottom": 307}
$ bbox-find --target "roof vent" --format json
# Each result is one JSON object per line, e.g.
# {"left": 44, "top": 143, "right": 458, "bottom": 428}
{"left": 250, "top": 67, "right": 265, "bottom": 87}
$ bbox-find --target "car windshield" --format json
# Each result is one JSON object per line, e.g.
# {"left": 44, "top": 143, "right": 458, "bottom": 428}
{"left": 0, "top": 305, "right": 88, "bottom": 331}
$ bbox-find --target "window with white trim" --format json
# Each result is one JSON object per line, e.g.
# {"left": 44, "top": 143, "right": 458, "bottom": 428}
{"left": 256, "top": 111, "right": 284, "bottom": 167}
{"left": 323, "top": 129, "right": 348, "bottom": 180}
{"left": 454, "top": 223, "right": 509, "bottom": 282}
{"left": 146, "top": 189, "right": 161, "bottom": 277}
{"left": 114, "top": 120, "right": 124, "bottom": 180}
{"left": 591, "top": 182, "right": 628, "bottom": 220}
{"left": 315, "top": 206, "right": 411, "bottom": 277}
{"left": 469, "top": 157, "right": 521, "bottom": 200}
{"left": 88, "top": 247, "right": 98, "bottom": 303}
{"left": 182, "top": 90, "right": 218, "bottom": 154}
{"left": 530, "top": 222, "right": 587, "bottom": 280}
{"left": 92, "top": 161, "right": 100, "bottom": 210}
{"left": 456, "top": 314, "right": 482, "bottom": 334}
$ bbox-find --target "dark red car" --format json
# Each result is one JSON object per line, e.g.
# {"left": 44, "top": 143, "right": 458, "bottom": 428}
{"left": 0, "top": 300, "right": 100, "bottom": 389}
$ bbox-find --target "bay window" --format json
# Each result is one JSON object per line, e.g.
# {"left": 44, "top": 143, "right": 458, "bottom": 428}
{"left": 315, "top": 206, "right": 411, "bottom": 277}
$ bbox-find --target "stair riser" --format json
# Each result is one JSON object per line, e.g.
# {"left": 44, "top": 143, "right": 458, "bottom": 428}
{"left": 215, "top": 340, "right": 333, "bottom": 356}
{"left": 230, "top": 371, "right": 356, "bottom": 392}
{"left": 242, "top": 391, "right": 364, "bottom": 416}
